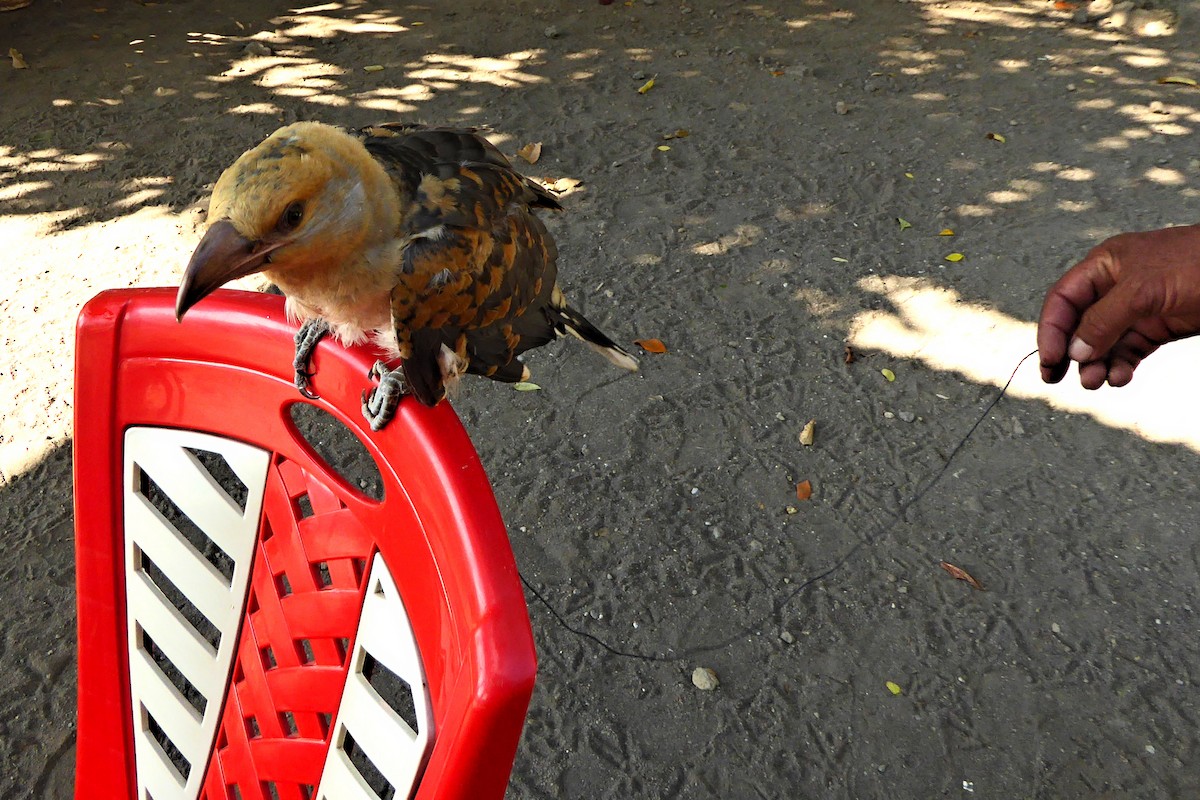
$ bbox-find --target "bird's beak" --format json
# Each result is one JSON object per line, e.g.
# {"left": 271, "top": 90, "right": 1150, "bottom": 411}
{"left": 176, "top": 220, "right": 283, "bottom": 321}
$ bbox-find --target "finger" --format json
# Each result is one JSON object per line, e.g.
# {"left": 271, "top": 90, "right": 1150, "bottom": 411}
{"left": 1073, "top": 276, "right": 1162, "bottom": 361}
{"left": 1106, "top": 359, "right": 1135, "bottom": 387}
{"left": 1077, "top": 360, "right": 1109, "bottom": 390}
{"left": 1037, "top": 248, "right": 1117, "bottom": 379}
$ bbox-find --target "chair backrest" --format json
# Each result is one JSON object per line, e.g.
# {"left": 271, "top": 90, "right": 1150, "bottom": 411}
{"left": 73, "top": 288, "right": 536, "bottom": 800}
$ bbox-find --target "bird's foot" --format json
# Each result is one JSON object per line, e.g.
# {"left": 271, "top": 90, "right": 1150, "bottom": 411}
{"left": 361, "top": 360, "right": 407, "bottom": 431}
{"left": 293, "top": 319, "right": 329, "bottom": 399}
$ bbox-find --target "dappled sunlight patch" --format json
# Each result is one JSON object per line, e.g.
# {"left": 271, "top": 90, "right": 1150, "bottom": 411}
{"left": 1145, "top": 166, "right": 1186, "bottom": 185}
{"left": 849, "top": 275, "right": 1200, "bottom": 453}
{"left": 690, "top": 224, "right": 763, "bottom": 257}
{"left": 407, "top": 51, "right": 547, "bottom": 90}
{"left": 1055, "top": 198, "right": 1096, "bottom": 212}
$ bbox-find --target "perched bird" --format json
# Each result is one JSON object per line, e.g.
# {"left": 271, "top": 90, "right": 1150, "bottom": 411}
{"left": 176, "top": 121, "right": 637, "bottom": 430}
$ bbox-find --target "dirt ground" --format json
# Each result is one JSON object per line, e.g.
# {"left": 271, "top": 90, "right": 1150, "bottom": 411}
{"left": 4, "top": 0, "right": 1200, "bottom": 797}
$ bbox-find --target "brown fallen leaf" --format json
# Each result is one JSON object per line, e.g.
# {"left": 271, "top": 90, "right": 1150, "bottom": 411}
{"left": 844, "top": 344, "right": 856, "bottom": 364}
{"left": 796, "top": 480, "right": 813, "bottom": 501}
{"left": 662, "top": 129, "right": 690, "bottom": 140}
{"left": 939, "top": 561, "right": 984, "bottom": 591}
{"left": 9, "top": 48, "right": 28, "bottom": 70}
{"left": 634, "top": 338, "right": 667, "bottom": 354}
{"left": 517, "top": 142, "right": 542, "bottom": 164}
{"left": 799, "top": 419, "right": 815, "bottom": 446}
{"left": 986, "top": 132, "right": 1006, "bottom": 143}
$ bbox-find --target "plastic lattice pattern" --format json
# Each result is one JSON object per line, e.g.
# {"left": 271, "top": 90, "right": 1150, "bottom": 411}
{"left": 74, "top": 288, "right": 536, "bottom": 800}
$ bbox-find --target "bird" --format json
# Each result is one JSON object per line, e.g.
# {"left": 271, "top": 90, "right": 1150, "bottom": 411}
{"left": 175, "top": 121, "right": 638, "bottom": 430}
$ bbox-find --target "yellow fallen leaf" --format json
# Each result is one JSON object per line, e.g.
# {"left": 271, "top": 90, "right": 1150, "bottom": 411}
{"left": 657, "top": 145, "right": 671, "bottom": 151}
{"left": 986, "top": 132, "right": 1006, "bottom": 143}
{"left": 886, "top": 681, "right": 902, "bottom": 696}
{"left": 638, "top": 76, "right": 656, "bottom": 94}
{"left": 363, "top": 64, "right": 384, "bottom": 73}
{"left": 513, "top": 382, "right": 541, "bottom": 392}
{"left": 9, "top": 48, "right": 28, "bottom": 70}
{"left": 904, "top": 172, "right": 914, "bottom": 179}
{"left": 897, "top": 218, "right": 911, "bottom": 231}
{"left": 799, "top": 419, "right": 815, "bottom": 446}
{"left": 944, "top": 252, "right": 964, "bottom": 262}
{"left": 881, "top": 368, "right": 896, "bottom": 382}
{"left": 516, "top": 142, "right": 542, "bottom": 164}
{"left": 1157, "top": 75, "right": 1198, "bottom": 87}
{"left": 939, "top": 228, "right": 955, "bottom": 236}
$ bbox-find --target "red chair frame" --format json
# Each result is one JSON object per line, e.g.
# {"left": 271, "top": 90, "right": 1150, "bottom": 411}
{"left": 74, "top": 288, "right": 536, "bottom": 800}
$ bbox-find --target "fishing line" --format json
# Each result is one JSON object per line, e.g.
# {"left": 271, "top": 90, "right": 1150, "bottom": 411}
{"left": 520, "top": 349, "right": 1042, "bottom": 663}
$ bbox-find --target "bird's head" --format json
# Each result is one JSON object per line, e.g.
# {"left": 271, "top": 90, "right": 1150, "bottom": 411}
{"left": 176, "top": 121, "right": 396, "bottom": 321}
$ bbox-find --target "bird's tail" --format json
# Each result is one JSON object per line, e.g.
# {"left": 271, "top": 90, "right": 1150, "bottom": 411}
{"left": 549, "top": 288, "right": 639, "bottom": 372}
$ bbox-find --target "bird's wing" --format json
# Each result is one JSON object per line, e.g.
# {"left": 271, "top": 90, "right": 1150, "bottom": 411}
{"left": 357, "top": 125, "right": 565, "bottom": 402}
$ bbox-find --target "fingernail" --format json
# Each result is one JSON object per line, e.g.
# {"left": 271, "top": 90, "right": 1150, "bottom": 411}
{"left": 1068, "top": 337, "right": 1094, "bottom": 362}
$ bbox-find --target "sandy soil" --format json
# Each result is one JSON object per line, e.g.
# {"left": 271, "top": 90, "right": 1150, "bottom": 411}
{"left": 3, "top": 0, "right": 1200, "bottom": 797}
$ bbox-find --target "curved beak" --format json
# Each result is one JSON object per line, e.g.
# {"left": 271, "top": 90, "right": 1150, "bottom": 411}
{"left": 176, "top": 220, "right": 281, "bottom": 321}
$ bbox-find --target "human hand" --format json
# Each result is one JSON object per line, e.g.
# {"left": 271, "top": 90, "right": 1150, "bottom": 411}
{"left": 1038, "top": 224, "right": 1200, "bottom": 388}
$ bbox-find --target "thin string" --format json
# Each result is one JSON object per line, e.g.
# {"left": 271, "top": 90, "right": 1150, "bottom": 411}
{"left": 520, "top": 349, "right": 1041, "bottom": 663}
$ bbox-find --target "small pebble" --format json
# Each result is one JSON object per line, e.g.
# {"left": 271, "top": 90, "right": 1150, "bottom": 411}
{"left": 543, "top": 25, "right": 560, "bottom": 38}
{"left": 243, "top": 41, "right": 272, "bottom": 56}
{"left": 898, "top": 411, "right": 916, "bottom": 423}
{"left": 690, "top": 487, "right": 700, "bottom": 496}
{"left": 1145, "top": 744, "right": 1157, "bottom": 755}
{"left": 780, "top": 630, "right": 795, "bottom": 644}
{"left": 1051, "top": 622, "right": 1062, "bottom": 634}
{"left": 884, "top": 411, "right": 895, "bottom": 419}
{"left": 692, "top": 666, "right": 720, "bottom": 691}
{"left": 835, "top": 101, "right": 850, "bottom": 115}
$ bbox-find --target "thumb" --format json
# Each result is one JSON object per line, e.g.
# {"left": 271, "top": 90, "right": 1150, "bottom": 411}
{"left": 1070, "top": 278, "right": 1160, "bottom": 361}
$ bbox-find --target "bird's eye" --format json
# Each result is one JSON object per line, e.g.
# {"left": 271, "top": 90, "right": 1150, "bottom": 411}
{"left": 278, "top": 201, "right": 304, "bottom": 232}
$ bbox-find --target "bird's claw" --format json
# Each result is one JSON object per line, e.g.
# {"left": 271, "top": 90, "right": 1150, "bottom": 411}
{"left": 361, "top": 360, "right": 406, "bottom": 431}
{"left": 293, "top": 319, "right": 330, "bottom": 400}
{"left": 295, "top": 371, "right": 319, "bottom": 400}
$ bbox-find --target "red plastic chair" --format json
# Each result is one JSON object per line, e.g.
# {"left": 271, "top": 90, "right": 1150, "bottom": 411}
{"left": 73, "top": 288, "right": 536, "bottom": 800}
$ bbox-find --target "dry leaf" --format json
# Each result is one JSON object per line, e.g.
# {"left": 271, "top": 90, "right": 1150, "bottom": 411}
{"left": 799, "top": 419, "right": 815, "bottom": 446}
{"left": 9, "top": 48, "right": 28, "bottom": 70}
{"left": 832, "top": 256, "right": 848, "bottom": 263}
{"left": 363, "top": 64, "right": 384, "bottom": 73}
{"left": 944, "top": 252, "right": 964, "bottom": 262}
{"left": 939, "top": 561, "right": 985, "bottom": 591}
{"left": 637, "top": 76, "right": 656, "bottom": 94}
{"left": 939, "top": 228, "right": 955, "bottom": 236}
{"left": 795, "top": 480, "right": 813, "bottom": 501}
{"left": 897, "top": 218, "right": 912, "bottom": 231}
{"left": 886, "top": 681, "right": 903, "bottom": 696}
{"left": 546, "top": 176, "right": 582, "bottom": 193}
{"left": 635, "top": 338, "right": 668, "bottom": 354}
{"left": 1157, "top": 75, "right": 1198, "bottom": 87}
{"left": 516, "top": 142, "right": 542, "bottom": 164}
{"left": 1053, "top": 0, "right": 1077, "bottom": 9}
{"left": 662, "top": 129, "right": 690, "bottom": 140}
{"left": 771, "top": 69, "right": 786, "bottom": 77}
{"left": 986, "top": 132, "right": 1006, "bottom": 143}
{"left": 881, "top": 368, "right": 896, "bottom": 382}
{"left": 513, "top": 382, "right": 541, "bottom": 392}
{"left": 656, "top": 145, "right": 671, "bottom": 152}
{"left": 844, "top": 344, "right": 856, "bottom": 364}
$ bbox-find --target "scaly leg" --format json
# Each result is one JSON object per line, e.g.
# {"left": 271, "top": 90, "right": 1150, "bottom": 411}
{"left": 293, "top": 319, "right": 329, "bottom": 399}
{"left": 361, "top": 360, "right": 407, "bottom": 431}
